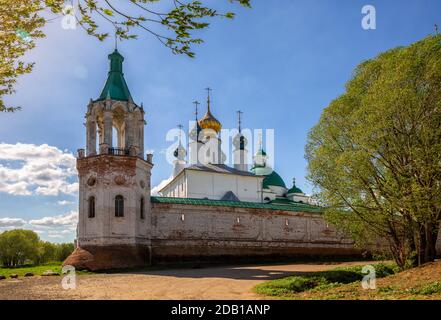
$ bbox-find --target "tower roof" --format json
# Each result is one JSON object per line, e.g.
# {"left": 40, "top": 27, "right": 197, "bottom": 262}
{"left": 287, "top": 179, "right": 303, "bottom": 194}
{"left": 96, "top": 49, "right": 132, "bottom": 102}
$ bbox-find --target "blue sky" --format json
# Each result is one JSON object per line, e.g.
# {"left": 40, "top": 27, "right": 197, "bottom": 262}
{"left": 0, "top": 0, "right": 440, "bottom": 242}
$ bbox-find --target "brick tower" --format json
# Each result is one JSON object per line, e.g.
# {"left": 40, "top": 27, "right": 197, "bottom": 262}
{"left": 64, "top": 50, "right": 153, "bottom": 270}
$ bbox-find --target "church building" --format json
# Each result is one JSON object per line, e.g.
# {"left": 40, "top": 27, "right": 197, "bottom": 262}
{"left": 159, "top": 87, "right": 311, "bottom": 204}
{"left": 64, "top": 50, "right": 362, "bottom": 270}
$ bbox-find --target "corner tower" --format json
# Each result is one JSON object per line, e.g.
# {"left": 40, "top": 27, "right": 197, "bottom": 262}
{"left": 65, "top": 50, "right": 153, "bottom": 270}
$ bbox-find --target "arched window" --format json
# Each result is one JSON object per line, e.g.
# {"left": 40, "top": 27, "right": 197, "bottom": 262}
{"left": 140, "top": 197, "right": 145, "bottom": 220}
{"left": 115, "top": 195, "right": 124, "bottom": 217}
{"left": 88, "top": 196, "right": 95, "bottom": 218}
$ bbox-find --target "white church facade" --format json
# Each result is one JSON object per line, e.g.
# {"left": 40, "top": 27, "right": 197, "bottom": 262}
{"left": 159, "top": 87, "right": 312, "bottom": 205}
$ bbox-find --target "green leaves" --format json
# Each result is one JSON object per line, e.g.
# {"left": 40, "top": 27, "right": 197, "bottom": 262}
{"left": 1, "top": 0, "right": 252, "bottom": 111}
{"left": 306, "top": 35, "right": 441, "bottom": 269}
{"left": 102, "top": 8, "right": 113, "bottom": 16}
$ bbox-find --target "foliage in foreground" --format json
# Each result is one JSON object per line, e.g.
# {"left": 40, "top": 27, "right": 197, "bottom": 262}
{"left": 305, "top": 34, "right": 441, "bottom": 269}
{"left": 256, "top": 261, "right": 441, "bottom": 300}
{"left": 254, "top": 263, "right": 397, "bottom": 298}
{"left": 0, "top": 229, "right": 74, "bottom": 267}
{"left": 0, "top": 0, "right": 251, "bottom": 111}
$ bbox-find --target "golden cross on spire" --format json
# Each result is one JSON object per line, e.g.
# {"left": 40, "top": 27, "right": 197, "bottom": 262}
{"left": 205, "top": 87, "right": 212, "bottom": 110}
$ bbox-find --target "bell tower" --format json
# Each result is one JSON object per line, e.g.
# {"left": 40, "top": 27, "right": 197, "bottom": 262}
{"left": 65, "top": 50, "right": 153, "bottom": 270}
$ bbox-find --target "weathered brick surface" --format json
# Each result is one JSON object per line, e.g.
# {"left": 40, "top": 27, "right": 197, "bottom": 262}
{"left": 63, "top": 245, "right": 150, "bottom": 271}
{"left": 147, "top": 203, "right": 364, "bottom": 264}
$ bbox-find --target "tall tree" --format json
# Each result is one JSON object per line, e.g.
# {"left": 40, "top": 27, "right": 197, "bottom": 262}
{"left": 305, "top": 35, "right": 441, "bottom": 269}
{"left": 0, "top": 229, "right": 40, "bottom": 267}
{"left": 0, "top": 0, "right": 251, "bottom": 112}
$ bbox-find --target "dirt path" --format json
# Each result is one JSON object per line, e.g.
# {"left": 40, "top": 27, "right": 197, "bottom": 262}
{"left": 0, "top": 261, "right": 372, "bottom": 300}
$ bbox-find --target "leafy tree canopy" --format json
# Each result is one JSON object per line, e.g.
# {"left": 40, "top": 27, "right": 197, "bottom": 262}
{"left": 306, "top": 35, "right": 441, "bottom": 269}
{"left": 0, "top": 0, "right": 251, "bottom": 112}
{"left": 0, "top": 229, "right": 74, "bottom": 267}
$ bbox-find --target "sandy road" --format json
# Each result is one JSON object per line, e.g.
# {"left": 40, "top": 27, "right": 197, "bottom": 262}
{"left": 0, "top": 261, "right": 371, "bottom": 300}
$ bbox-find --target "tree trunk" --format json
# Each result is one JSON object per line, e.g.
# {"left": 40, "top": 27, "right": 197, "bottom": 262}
{"left": 422, "top": 223, "right": 438, "bottom": 264}
{"left": 414, "top": 223, "right": 438, "bottom": 265}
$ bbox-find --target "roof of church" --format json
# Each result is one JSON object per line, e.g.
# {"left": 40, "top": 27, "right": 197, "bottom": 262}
{"left": 187, "top": 163, "right": 258, "bottom": 177}
{"left": 250, "top": 166, "right": 287, "bottom": 189}
{"left": 96, "top": 49, "right": 132, "bottom": 102}
{"left": 151, "top": 196, "right": 322, "bottom": 213}
{"left": 287, "top": 184, "right": 303, "bottom": 194}
{"left": 263, "top": 171, "right": 286, "bottom": 189}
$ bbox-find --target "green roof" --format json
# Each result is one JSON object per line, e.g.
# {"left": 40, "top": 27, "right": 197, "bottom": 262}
{"left": 287, "top": 179, "right": 304, "bottom": 194}
{"left": 269, "top": 198, "right": 296, "bottom": 205}
{"left": 151, "top": 196, "right": 322, "bottom": 213}
{"left": 250, "top": 166, "right": 286, "bottom": 189}
{"left": 262, "top": 170, "right": 286, "bottom": 189}
{"left": 96, "top": 50, "right": 132, "bottom": 102}
{"left": 287, "top": 185, "right": 303, "bottom": 194}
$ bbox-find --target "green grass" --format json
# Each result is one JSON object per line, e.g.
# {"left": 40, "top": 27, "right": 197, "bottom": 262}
{"left": 254, "top": 263, "right": 397, "bottom": 298}
{"left": 408, "top": 281, "right": 441, "bottom": 295}
{"left": 0, "top": 263, "right": 95, "bottom": 278}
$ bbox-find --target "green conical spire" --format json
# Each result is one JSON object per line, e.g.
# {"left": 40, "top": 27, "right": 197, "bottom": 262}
{"left": 97, "top": 49, "right": 132, "bottom": 102}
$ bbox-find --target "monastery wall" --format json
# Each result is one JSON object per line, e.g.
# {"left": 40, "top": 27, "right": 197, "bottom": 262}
{"left": 149, "top": 202, "right": 365, "bottom": 263}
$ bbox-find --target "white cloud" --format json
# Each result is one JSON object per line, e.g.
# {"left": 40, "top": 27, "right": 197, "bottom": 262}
{"left": 0, "top": 217, "right": 26, "bottom": 228}
{"left": 29, "top": 210, "right": 78, "bottom": 228}
{"left": 57, "top": 200, "right": 75, "bottom": 206}
{"left": 0, "top": 211, "right": 78, "bottom": 242}
{"left": 151, "top": 177, "right": 173, "bottom": 196}
{"left": 47, "top": 229, "right": 72, "bottom": 238}
{"left": 0, "top": 143, "right": 78, "bottom": 196}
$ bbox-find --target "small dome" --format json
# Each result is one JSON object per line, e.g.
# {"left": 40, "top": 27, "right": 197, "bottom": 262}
{"left": 173, "top": 142, "right": 186, "bottom": 160}
{"left": 233, "top": 133, "right": 247, "bottom": 150}
{"left": 199, "top": 107, "right": 221, "bottom": 133}
{"left": 287, "top": 179, "right": 303, "bottom": 194}
{"left": 251, "top": 167, "right": 286, "bottom": 189}
{"left": 262, "top": 171, "right": 286, "bottom": 189}
{"left": 189, "top": 121, "right": 202, "bottom": 141}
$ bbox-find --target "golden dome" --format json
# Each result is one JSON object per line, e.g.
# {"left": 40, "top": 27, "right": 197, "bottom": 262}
{"left": 198, "top": 106, "right": 222, "bottom": 133}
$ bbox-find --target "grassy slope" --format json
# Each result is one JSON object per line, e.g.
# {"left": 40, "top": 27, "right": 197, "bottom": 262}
{"left": 0, "top": 263, "right": 95, "bottom": 277}
{"left": 255, "top": 261, "right": 441, "bottom": 300}
{"left": 0, "top": 263, "right": 63, "bottom": 277}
